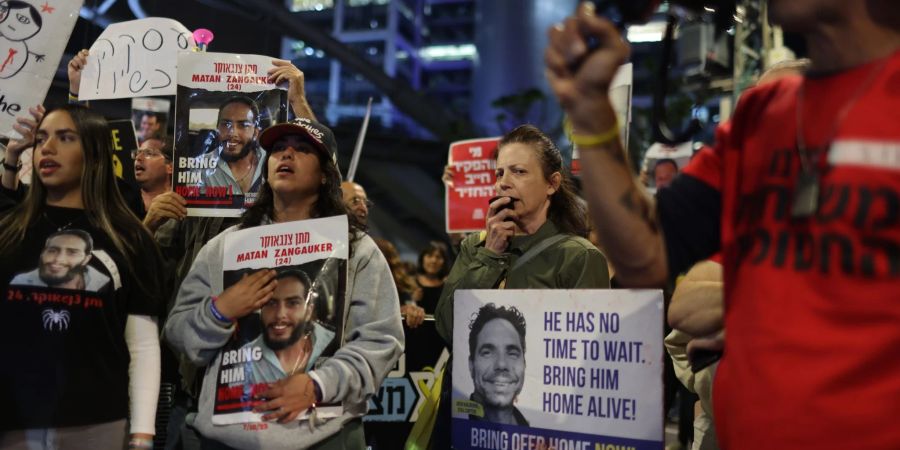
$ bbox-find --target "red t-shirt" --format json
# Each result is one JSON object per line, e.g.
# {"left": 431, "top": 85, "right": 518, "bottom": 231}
{"left": 672, "top": 50, "right": 900, "bottom": 448}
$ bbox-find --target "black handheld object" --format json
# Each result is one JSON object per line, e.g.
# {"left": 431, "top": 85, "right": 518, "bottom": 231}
{"left": 489, "top": 196, "right": 518, "bottom": 221}
{"left": 689, "top": 348, "right": 722, "bottom": 373}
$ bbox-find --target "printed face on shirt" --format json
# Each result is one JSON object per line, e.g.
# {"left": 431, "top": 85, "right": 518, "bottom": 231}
{"left": 469, "top": 318, "right": 525, "bottom": 410}
{"left": 340, "top": 181, "right": 369, "bottom": 225}
{"left": 133, "top": 138, "right": 171, "bottom": 187}
{"left": 267, "top": 135, "right": 324, "bottom": 199}
{"left": 217, "top": 102, "right": 258, "bottom": 162}
{"left": 39, "top": 234, "right": 91, "bottom": 287}
{"left": 261, "top": 276, "right": 312, "bottom": 351}
{"left": 495, "top": 143, "right": 558, "bottom": 224}
{"left": 34, "top": 110, "right": 85, "bottom": 198}
{"left": 422, "top": 250, "right": 445, "bottom": 276}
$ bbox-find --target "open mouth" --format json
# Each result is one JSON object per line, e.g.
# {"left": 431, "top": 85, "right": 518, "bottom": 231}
{"left": 275, "top": 163, "right": 294, "bottom": 174}
{"left": 38, "top": 159, "right": 60, "bottom": 175}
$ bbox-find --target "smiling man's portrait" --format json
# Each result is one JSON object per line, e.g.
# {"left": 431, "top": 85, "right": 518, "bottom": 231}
{"left": 468, "top": 303, "right": 529, "bottom": 426}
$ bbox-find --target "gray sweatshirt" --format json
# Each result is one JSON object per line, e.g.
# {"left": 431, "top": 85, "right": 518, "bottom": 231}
{"left": 164, "top": 224, "right": 404, "bottom": 449}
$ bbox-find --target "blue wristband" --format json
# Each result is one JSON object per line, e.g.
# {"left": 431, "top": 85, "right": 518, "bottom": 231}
{"left": 209, "top": 297, "right": 233, "bottom": 324}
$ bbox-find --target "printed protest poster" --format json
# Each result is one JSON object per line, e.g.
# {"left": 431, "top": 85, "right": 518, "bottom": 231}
{"left": 452, "top": 289, "right": 664, "bottom": 450}
{"left": 364, "top": 320, "right": 450, "bottom": 449}
{"left": 0, "top": 0, "right": 82, "bottom": 138}
{"left": 173, "top": 51, "right": 287, "bottom": 217}
{"left": 212, "top": 215, "right": 349, "bottom": 425}
{"left": 108, "top": 119, "right": 139, "bottom": 187}
{"left": 445, "top": 137, "right": 501, "bottom": 233}
{"left": 78, "top": 18, "right": 194, "bottom": 100}
{"left": 571, "top": 63, "right": 632, "bottom": 177}
{"left": 131, "top": 97, "right": 171, "bottom": 144}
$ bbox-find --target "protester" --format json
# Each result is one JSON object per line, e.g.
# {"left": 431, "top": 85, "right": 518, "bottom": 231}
{"left": 415, "top": 241, "right": 450, "bottom": 315}
{"left": 0, "top": 104, "right": 164, "bottom": 449}
{"left": 546, "top": 2, "right": 900, "bottom": 447}
{"left": 375, "top": 237, "right": 426, "bottom": 329}
{"left": 164, "top": 117, "right": 403, "bottom": 449}
{"left": 132, "top": 136, "right": 186, "bottom": 233}
{"left": 434, "top": 124, "right": 609, "bottom": 343}
{"left": 340, "top": 180, "right": 370, "bottom": 227}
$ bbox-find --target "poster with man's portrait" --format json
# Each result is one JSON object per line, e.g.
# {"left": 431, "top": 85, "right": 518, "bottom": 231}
{"left": 451, "top": 289, "right": 665, "bottom": 450}
{"left": 173, "top": 51, "right": 288, "bottom": 217}
{"left": 211, "top": 215, "right": 349, "bottom": 426}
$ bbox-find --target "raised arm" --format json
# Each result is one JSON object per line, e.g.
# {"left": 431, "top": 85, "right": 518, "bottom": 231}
{"left": 545, "top": 3, "right": 668, "bottom": 287}
{"left": 268, "top": 59, "right": 317, "bottom": 121}
{"left": 2, "top": 105, "right": 44, "bottom": 191}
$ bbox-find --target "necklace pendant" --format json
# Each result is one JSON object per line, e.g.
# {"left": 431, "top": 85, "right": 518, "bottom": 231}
{"left": 791, "top": 168, "right": 820, "bottom": 219}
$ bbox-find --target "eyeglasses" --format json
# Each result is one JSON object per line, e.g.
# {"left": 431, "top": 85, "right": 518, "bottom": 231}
{"left": 348, "top": 197, "right": 374, "bottom": 209}
{"left": 131, "top": 149, "right": 166, "bottom": 160}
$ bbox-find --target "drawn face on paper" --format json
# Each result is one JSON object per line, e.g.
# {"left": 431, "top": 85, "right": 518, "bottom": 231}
{"left": 39, "top": 234, "right": 92, "bottom": 287}
{"left": 216, "top": 101, "right": 258, "bottom": 162}
{"left": 469, "top": 318, "right": 526, "bottom": 410}
{"left": 261, "top": 276, "right": 313, "bottom": 351}
{"left": 0, "top": 3, "right": 42, "bottom": 42}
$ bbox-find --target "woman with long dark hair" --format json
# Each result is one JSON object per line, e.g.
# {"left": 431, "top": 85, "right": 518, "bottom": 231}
{"left": 434, "top": 124, "right": 609, "bottom": 344}
{"left": 415, "top": 241, "right": 450, "bottom": 315}
{"left": 0, "top": 105, "right": 164, "bottom": 449}
{"left": 165, "top": 118, "right": 403, "bottom": 449}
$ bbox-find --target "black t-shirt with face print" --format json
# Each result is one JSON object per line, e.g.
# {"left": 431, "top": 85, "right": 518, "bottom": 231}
{"left": 0, "top": 205, "right": 159, "bottom": 429}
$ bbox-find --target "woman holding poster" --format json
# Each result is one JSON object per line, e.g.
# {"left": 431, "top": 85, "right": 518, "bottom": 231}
{"left": 165, "top": 118, "right": 403, "bottom": 449}
{"left": 432, "top": 124, "right": 609, "bottom": 433}
{"left": 0, "top": 105, "right": 165, "bottom": 449}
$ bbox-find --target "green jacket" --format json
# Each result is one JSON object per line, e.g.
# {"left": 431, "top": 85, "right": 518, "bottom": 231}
{"left": 434, "top": 220, "right": 609, "bottom": 344}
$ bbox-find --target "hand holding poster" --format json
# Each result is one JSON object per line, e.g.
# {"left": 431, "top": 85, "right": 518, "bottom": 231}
{"left": 173, "top": 51, "right": 288, "bottom": 217}
{"left": 445, "top": 138, "right": 501, "bottom": 233}
{"left": 78, "top": 18, "right": 194, "bottom": 100}
{"left": 0, "top": 0, "right": 82, "bottom": 138}
{"left": 452, "top": 289, "right": 664, "bottom": 450}
{"left": 211, "top": 215, "right": 348, "bottom": 426}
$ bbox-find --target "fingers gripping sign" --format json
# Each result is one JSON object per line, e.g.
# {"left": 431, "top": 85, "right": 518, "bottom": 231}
{"left": 254, "top": 373, "right": 318, "bottom": 423}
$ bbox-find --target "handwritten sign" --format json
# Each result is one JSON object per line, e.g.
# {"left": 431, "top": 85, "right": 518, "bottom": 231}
{"left": 0, "top": 0, "right": 82, "bottom": 138}
{"left": 78, "top": 18, "right": 194, "bottom": 100}
{"left": 452, "top": 289, "right": 664, "bottom": 450}
{"left": 445, "top": 137, "right": 501, "bottom": 233}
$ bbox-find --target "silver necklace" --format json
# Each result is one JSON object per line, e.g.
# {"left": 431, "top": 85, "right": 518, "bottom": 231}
{"left": 791, "top": 58, "right": 890, "bottom": 219}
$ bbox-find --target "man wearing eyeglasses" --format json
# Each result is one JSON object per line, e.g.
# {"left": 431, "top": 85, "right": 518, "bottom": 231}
{"left": 340, "top": 181, "right": 371, "bottom": 227}
{"left": 136, "top": 137, "right": 188, "bottom": 234}
{"left": 198, "top": 96, "right": 265, "bottom": 205}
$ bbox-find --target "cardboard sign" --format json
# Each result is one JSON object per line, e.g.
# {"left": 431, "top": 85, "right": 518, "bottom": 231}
{"left": 0, "top": 0, "right": 83, "bottom": 138}
{"left": 78, "top": 18, "right": 194, "bottom": 100}
{"left": 445, "top": 137, "right": 501, "bottom": 233}
{"left": 452, "top": 289, "right": 664, "bottom": 450}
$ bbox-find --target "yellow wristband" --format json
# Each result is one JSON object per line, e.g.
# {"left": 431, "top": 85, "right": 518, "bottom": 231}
{"left": 569, "top": 122, "right": 620, "bottom": 147}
